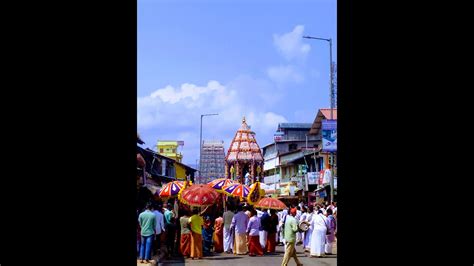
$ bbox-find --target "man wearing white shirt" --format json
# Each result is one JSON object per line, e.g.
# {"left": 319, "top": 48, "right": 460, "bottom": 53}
{"left": 295, "top": 206, "right": 302, "bottom": 245}
{"left": 223, "top": 206, "right": 235, "bottom": 254}
{"left": 153, "top": 204, "right": 165, "bottom": 254}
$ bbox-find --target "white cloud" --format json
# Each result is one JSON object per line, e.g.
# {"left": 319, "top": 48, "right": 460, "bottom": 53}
{"left": 273, "top": 25, "right": 311, "bottom": 61}
{"left": 267, "top": 65, "right": 304, "bottom": 85}
{"left": 137, "top": 78, "right": 288, "bottom": 164}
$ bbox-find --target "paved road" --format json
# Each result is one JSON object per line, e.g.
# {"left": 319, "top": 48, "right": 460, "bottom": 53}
{"left": 145, "top": 240, "right": 337, "bottom": 266}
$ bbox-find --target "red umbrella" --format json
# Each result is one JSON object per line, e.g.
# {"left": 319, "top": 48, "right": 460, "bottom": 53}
{"left": 158, "top": 181, "right": 185, "bottom": 198}
{"left": 178, "top": 184, "right": 220, "bottom": 207}
{"left": 254, "top": 197, "right": 287, "bottom": 210}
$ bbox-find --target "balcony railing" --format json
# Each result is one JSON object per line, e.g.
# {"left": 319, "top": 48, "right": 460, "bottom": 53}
{"left": 264, "top": 174, "right": 280, "bottom": 184}
{"left": 275, "top": 135, "right": 321, "bottom": 141}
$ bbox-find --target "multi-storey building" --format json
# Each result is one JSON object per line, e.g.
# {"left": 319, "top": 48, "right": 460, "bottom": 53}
{"left": 156, "top": 140, "right": 183, "bottom": 162}
{"left": 200, "top": 140, "right": 225, "bottom": 184}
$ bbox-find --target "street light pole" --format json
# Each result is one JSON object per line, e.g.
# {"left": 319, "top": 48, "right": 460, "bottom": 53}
{"left": 303, "top": 35, "right": 335, "bottom": 202}
{"left": 199, "top": 113, "right": 218, "bottom": 184}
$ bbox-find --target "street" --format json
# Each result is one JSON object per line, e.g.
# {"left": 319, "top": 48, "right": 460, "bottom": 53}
{"left": 140, "top": 240, "right": 337, "bottom": 266}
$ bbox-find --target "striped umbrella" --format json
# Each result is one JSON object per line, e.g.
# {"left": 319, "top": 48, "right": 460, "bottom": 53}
{"left": 207, "top": 178, "right": 236, "bottom": 192}
{"left": 222, "top": 183, "right": 250, "bottom": 198}
{"left": 158, "top": 181, "right": 185, "bottom": 198}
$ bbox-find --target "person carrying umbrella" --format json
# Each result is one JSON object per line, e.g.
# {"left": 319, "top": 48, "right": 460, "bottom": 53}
{"left": 187, "top": 206, "right": 209, "bottom": 259}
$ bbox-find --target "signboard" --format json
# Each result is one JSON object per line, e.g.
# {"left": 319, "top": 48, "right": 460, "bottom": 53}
{"left": 319, "top": 190, "right": 327, "bottom": 198}
{"left": 307, "top": 172, "right": 319, "bottom": 185}
{"left": 298, "top": 164, "right": 307, "bottom": 175}
{"left": 323, "top": 169, "right": 331, "bottom": 184}
{"left": 273, "top": 131, "right": 284, "bottom": 141}
{"left": 177, "top": 141, "right": 184, "bottom": 146}
{"left": 319, "top": 170, "right": 325, "bottom": 185}
{"left": 334, "top": 177, "right": 337, "bottom": 189}
{"left": 322, "top": 120, "right": 337, "bottom": 152}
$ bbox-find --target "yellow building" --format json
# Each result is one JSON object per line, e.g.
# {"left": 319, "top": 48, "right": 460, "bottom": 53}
{"left": 157, "top": 141, "right": 183, "bottom": 162}
{"left": 175, "top": 164, "right": 186, "bottom": 180}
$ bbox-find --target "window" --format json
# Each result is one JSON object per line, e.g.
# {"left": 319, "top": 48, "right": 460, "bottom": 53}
{"left": 160, "top": 148, "right": 163, "bottom": 153}
{"left": 289, "top": 143, "right": 298, "bottom": 151}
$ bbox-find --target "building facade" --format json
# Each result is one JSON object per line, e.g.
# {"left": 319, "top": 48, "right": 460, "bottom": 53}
{"left": 200, "top": 140, "right": 226, "bottom": 184}
{"left": 262, "top": 123, "right": 320, "bottom": 183}
{"left": 156, "top": 140, "right": 183, "bottom": 162}
{"left": 261, "top": 122, "right": 326, "bottom": 202}
{"left": 308, "top": 108, "right": 338, "bottom": 202}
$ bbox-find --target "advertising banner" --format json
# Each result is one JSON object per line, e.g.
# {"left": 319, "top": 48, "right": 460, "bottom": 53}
{"left": 322, "top": 119, "right": 337, "bottom": 152}
{"left": 274, "top": 131, "right": 284, "bottom": 141}
{"left": 307, "top": 172, "right": 319, "bottom": 185}
{"left": 319, "top": 170, "right": 325, "bottom": 185}
{"left": 323, "top": 169, "right": 332, "bottom": 184}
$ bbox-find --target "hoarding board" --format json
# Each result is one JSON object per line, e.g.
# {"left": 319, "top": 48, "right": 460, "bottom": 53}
{"left": 322, "top": 119, "right": 337, "bottom": 152}
{"left": 307, "top": 172, "right": 319, "bottom": 185}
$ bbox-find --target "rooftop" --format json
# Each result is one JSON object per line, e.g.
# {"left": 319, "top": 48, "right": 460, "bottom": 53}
{"left": 137, "top": 133, "right": 145, "bottom": 145}
{"left": 278, "top": 123, "right": 313, "bottom": 129}
{"left": 309, "top": 108, "right": 337, "bottom": 135}
{"left": 320, "top": 108, "right": 337, "bottom": 120}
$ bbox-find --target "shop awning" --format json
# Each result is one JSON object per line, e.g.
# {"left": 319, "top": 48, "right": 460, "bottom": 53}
{"left": 279, "top": 150, "right": 318, "bottom": 166}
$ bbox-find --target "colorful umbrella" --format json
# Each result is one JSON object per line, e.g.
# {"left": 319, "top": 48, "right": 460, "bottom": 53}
{"left": 207, "top": 178, "right": 236, "bottom": 192}
{"left": 249, "top": 182, "right": 266, "bottom": 197}
{"left": 254, "top": 197, "right": 287, "bottom": 210}
{"left": 178, "top": 184, "right": 220, "bottom": 207}
{"left": 247, "top": 181, "right": 263, "bottom": 205}
{"left": 222, "top": 183, "right": 250, "bottom": 198}
{"left": 158, "top": 181, "right": 184, "bottom": 198}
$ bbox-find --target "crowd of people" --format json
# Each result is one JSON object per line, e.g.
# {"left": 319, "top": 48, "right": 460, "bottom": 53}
{"left": 137, "top": 200, "right": 337, "bottom": 265}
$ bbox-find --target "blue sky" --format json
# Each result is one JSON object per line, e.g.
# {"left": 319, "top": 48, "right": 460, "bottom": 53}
{"left": 138, "top": 0, "right": 337, "bottom": 165}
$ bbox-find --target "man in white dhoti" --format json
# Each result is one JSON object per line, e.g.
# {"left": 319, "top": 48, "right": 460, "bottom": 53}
{"left": 303, "top": 205, "right": 314, "bottom": 252}
{"left": 324, "top": 208, "right": 337, "bottom": 255}
{"left": 299, "top": 206, "right": 307, "bottom": 249}
{"left": 309, "top": 209, "right": 328, "bottom": 257}
{"left": 277, "top": 208, "right": 288, "bottom": 247}
{"left": 223, "top": 206, "right": 235, "bottom": 253}
{"left": 259, "top": 209, "right": 270, "bottom": 249}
